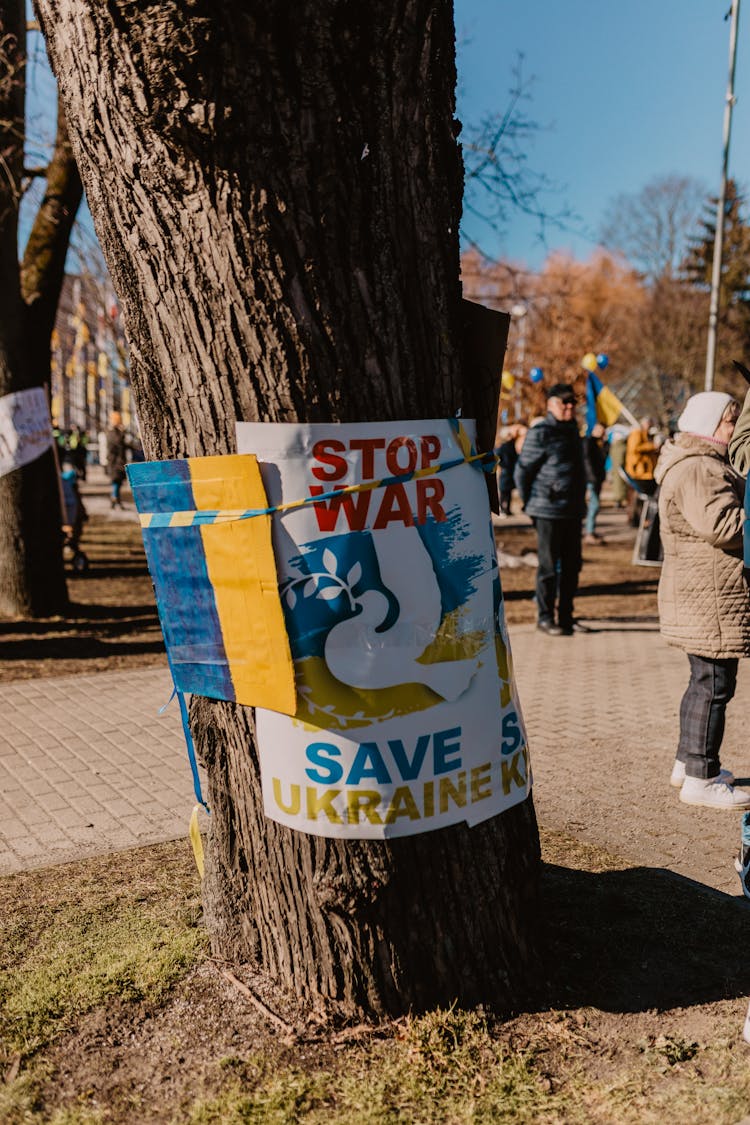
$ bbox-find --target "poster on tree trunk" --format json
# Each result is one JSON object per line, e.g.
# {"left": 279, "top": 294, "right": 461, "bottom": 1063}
{"left": 0, "top": 388, "right": 53, "bottom": 479}
{"left": 237, "top": 418, "right": 530, "bottom": 839}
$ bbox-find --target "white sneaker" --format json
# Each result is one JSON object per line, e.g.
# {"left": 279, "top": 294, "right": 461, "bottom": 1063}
{"left": 670, "top": 760, "right": 734, "bottom": 788}
{"left": 734, "top": 849, "right": 750, "bottom": 900}
{"left": 743, "top": 1000, "right": 750, "bottom": 1044}
{"left": 680, "top": 776, "right": 750, "bottom": 809}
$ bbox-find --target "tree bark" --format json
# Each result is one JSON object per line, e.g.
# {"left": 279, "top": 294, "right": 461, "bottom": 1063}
{"left": 37, "top": 0, "right": 541, "bottom": 1015}
{"left": 0, "top": 2, "right": 70, "bottom": 617}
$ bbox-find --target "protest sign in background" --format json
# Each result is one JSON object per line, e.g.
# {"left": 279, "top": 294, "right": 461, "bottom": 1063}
{"left": 0, "top": 388, "right": 53, "bottom": 479}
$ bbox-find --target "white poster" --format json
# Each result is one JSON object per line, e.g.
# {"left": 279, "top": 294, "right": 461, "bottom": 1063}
{"left": 0, "top": 387, "right": 53, "bottom": 478}
{"left": 237, "top": 419, "right": 530, "bottom": 839}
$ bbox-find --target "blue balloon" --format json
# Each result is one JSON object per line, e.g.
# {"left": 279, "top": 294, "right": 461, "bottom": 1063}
{"left": 529, "top": 366, "right": 544, "bottom": 383}
{"left": 596, "top": 353, "right": 609, "bottom": 370}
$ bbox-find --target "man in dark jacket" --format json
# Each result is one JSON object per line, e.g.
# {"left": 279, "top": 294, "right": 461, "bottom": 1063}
{"left": 514, "top": 383, "right": 587, "bottom": 636}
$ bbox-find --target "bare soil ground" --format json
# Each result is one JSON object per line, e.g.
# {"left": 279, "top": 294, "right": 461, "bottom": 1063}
{"left": 496, "top": 504, "right": 660, "bottom": 628}
{"left": 0, "top": 499, "right": 657, "bottom": 684}
{"left": 0, "top": 514, "right": 165, "bottom": 682}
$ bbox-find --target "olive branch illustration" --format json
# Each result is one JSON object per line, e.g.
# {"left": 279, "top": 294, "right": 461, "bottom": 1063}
{"left": 280, "top": 548, "right": 362, "bottom": 612}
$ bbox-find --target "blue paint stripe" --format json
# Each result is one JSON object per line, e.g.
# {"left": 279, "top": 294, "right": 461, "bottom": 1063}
{"left": 128, "top": 461, "right": 235, "bottom": 702}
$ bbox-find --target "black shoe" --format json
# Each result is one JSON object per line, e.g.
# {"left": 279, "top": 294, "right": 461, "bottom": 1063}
{"left": 537, "top": 620, "right": 564, "bottom": 636}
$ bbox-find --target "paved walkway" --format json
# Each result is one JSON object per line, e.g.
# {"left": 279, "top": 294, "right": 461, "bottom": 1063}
{"left": 0, "top": 489, "right": 747, "bottom": 896}
{"left": 1, "top": 624, "right": 748, "bottom": 896}
{"left": 514, "top": 621, "right": 749, "bottom": 897}
{"left": 0, "top": 668, "right": 192, "bottom": 873}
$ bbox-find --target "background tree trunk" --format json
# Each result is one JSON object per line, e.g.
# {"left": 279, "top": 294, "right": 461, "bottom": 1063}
{"left": 21, "top": 100, "right": 83, "bottom": 384}
{"left": 0, "top": 2, "right": 72, "bottom": 617}
{"left": 37, "top": 0, "right": 541, "bottom": 1016}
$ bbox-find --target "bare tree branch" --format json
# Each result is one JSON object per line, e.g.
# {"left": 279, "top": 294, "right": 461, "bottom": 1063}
{"left": 460, "top": 54, "right": 578, "bottom": 251}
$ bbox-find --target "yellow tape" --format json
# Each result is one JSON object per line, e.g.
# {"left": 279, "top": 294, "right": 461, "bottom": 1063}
{"left": 189, "top": 804, "right": 205, "bottom": 879}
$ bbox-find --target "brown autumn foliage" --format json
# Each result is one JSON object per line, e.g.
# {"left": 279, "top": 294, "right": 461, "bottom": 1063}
{"left": 462, "top": 247, "right": 645, "bottom": 420}
{"left": 460, "top": 246, "right": 726, "bottom": 425}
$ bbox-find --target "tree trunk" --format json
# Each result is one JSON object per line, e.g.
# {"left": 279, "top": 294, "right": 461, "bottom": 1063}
{"left": 37, "top": 0, "right": 541, "bottom": 1015}
{"left": 0, "top": 2, "right": 69, "bottom": 617}
{"left": 21, "top": 100, "right": 83, "bottom": 385}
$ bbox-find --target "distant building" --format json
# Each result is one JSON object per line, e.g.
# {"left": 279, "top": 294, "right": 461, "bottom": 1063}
{"left": 51, "top": 275, "right": 137, "bottom": 447}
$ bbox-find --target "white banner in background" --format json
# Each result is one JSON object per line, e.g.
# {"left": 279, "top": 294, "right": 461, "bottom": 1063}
{"left": 0, "top": 388, "right": 53, "bottom": 478}
{"left": 237, "top": 419, "right": 531, "bottom": 839}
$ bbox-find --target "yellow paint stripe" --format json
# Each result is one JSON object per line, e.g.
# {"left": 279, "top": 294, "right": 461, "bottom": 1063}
{"left": 189, "top": 454, "right": 296, "bottom": 715}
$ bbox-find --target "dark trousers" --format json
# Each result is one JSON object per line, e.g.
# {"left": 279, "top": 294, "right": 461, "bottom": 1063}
{"left": 677, "top": 654, "right": 738, "bottom": 778}
{"left": 533, "top": 517, "right": 582, "bottom": 628}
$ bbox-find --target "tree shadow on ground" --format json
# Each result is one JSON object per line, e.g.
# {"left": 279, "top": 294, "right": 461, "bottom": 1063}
{"left": 575, "top": 578, "right": 660, "bottom": 599}
{"left": 0, "top": 605, "right": 157, "bottom": 635}
{"left": 501, "top": 578, "right": 659, "bottom": 603}
{"left": 74, "top": 563, "right": 151, "bottom": 580}
{"left": 538, "top": 861, "right": 750, "bottom": 1013}
{"left": 0, "top": 637, "right": 165, "bottom": 660}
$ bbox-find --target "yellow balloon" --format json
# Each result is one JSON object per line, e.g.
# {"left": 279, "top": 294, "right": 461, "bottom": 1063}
{"left": 581, "top": 352, "right": 598, "bottom": 373}
{"left": 501, "top": 370, "right": 515, "bottom": 390}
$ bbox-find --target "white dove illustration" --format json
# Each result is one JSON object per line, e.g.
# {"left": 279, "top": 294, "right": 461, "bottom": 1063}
{"left": 323, "top": 525, "right": 479, "bottom": 702}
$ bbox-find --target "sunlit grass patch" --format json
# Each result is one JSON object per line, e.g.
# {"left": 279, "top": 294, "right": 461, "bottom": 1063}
{"left": 0, "top": 841, "right": 205, "bottom": 1060}
{"left": 183, "top": 1008, "right": 558, "bottom": 1124}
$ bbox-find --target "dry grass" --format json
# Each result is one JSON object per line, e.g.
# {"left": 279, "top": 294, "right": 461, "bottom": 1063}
{"left": 2, "top": 832, "right": 750, "bottom": 1123}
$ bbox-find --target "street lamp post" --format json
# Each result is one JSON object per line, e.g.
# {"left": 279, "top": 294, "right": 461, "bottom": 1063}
{"left": 510, "top": 302, "right": 527, "bottom": 420}
{"left": 705, "top": 0, "right": 741, "bottom": 392}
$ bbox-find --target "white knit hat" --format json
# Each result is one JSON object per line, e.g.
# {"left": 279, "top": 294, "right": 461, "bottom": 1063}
{"left": 677, "top": 391, "right": 733, "bottom": 438}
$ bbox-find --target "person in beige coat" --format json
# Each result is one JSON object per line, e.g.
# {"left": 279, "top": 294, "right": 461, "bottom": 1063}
{"left": 729, "top": 383, "right": 750, "bottom": 476}
{"left": 656, "top": 391, "right": 750, "bottom": 809}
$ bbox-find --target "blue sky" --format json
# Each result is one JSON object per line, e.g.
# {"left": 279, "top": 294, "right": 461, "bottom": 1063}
{"left": 24, "top": 3, "right": 746, "bottom": 275}
{"left": 455, "top": 0, "right": 748, "bottom": 266}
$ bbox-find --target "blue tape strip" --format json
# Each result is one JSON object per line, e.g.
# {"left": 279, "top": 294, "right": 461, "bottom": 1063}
{"left": 158, "top": 685, "right": 177, "bottom": 715}
{"left": 176, "top": 689, "right": 210, "bottom": 814}
{"left": 163, "top": 645, "right": 210, "bottom": 814}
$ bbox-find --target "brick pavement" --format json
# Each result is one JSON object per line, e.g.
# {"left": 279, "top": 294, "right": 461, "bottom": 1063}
{"left": 0, "top": 668, "right": 193, "bottom": 874}
{"left": 511, "top": 620, "right": 750, "bottom": 898}
{"left": 1, "top": 593, "right": 748, "bottom": 898}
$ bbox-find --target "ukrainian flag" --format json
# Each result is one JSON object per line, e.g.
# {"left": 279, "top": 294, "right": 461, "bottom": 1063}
{"left": 127, "top": 455, "right": 295, "bottom": 714}
{"left": 585, "top": 371, "right": 627, "bottom": 432}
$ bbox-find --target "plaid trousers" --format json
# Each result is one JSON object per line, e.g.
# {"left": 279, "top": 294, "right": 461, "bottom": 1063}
{"left": 677, "top": 654, "right": 738, "bottom": 779}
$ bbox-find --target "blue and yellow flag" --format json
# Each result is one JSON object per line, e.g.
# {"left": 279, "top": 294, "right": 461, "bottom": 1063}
{"left": 127, "top": 455, "right": 295, "bottom": 714}
{"left": 585, "top": 371, "right": 626, "bottom": 432}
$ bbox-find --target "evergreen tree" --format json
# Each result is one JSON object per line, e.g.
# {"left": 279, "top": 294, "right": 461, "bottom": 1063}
{"left": 684, "top": 179, "right": 750, "bottom": 375}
